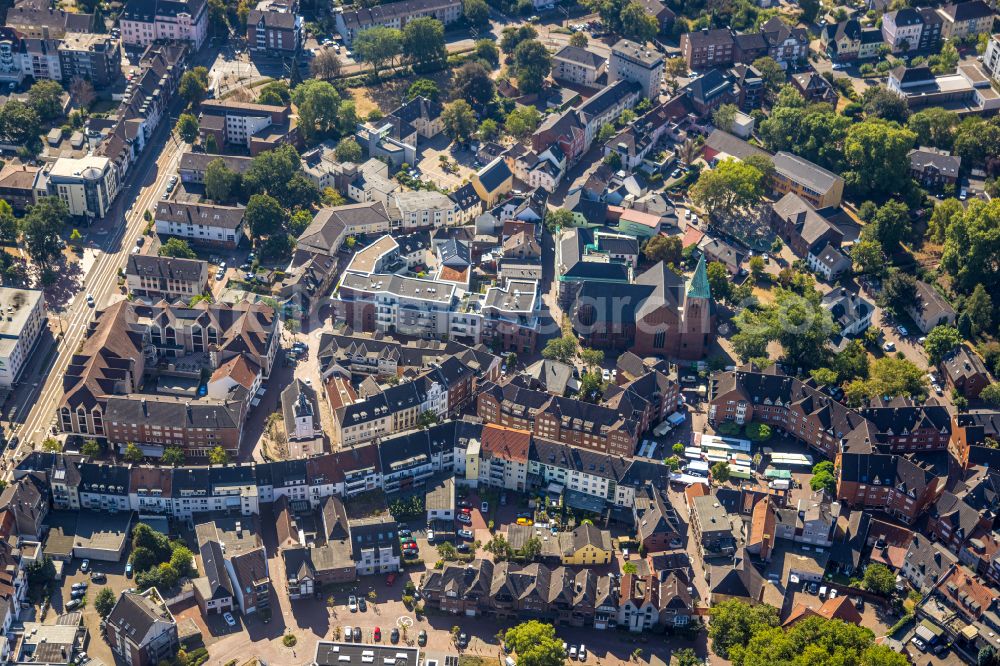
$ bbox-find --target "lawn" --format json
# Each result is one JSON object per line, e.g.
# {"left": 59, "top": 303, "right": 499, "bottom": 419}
{"left": 349, "top": 87, "right": 380, "bottom": 119}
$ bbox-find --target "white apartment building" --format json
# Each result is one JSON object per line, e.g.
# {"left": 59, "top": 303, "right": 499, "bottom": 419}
{"left": 41, "top": 156, "right": 120, "bottom": 219}
{"left": 553, "top": 45, "right": 607, "bottom": 86}
{"left": 391, "top": 190, "right": 457, "bottom": 230}
{"left": 335, "top": 0, "right": 462, "bottom": 46}
{"left": 608, "top": 38, "right": 664, "bottom": 100}
{"left": 0, "top": 288, "right": 45, "bottom": 388}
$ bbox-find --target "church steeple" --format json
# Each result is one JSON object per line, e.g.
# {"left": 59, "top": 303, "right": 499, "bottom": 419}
{"left": 687, "top": 254, "right": 711, "bottom": 300}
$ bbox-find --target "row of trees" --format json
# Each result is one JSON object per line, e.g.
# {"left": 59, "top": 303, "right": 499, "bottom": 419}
{"left": 709, "top": 599, "right": 907, "bottom": 666}
{"left": 354, "top": 17, "right": 448, "bottom": 79}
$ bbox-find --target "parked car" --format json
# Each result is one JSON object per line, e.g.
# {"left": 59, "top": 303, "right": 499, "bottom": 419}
{"left": 458, "top": 529, "right": 474, "bottom": 539}
{"left": 72, "top": 582, "right": 88, "bottom": 591}
{"left": 353, "top": 627, "right": 362, "bottom": 642}
{"left": 578, "top": 645, "right": 587, "bottom": 661}
{"left": 896, "top": 325, "right": 909, "bottom": 337}
{"left": 385, "top": 573, "right": 396, "bottom": 586}
{"left": 569, "top": 646, "right": 578, "bottom": 659}
{"left": 224, "top": 612, "right": 237, "bottom": 627}
{"left": 374, "top": 627, "right": 381, "bottom": 642}
{"left": 345, "top": 626, "right": 353, "bottom": 642}
{"left": 125, "top": 562, "right": 133, "bottom": 578}
{"left": 80, "top": 560, "right": 90, "bottom": 573}
{"left": 418, "top": 630, "right": 427, "bottom": 646}
{"left": 456, "top": 543, "right": 471, "bottom": 553}
{"left": 348, "top": 595, "right": 358, "bottom": 612}
{"left": 66, "top": 599, "right": 82, "bottom": 610}
{"left": 70, "top": 589, "right": 86, "bottom": 599}
{"left": 911, "top": 637, "right": 926, "bottom": 652}
{"left": 427, "top": 530, "right": 435, "bottom": 542}
{"left": 457, "top": 513, "right": 472, "bottom": 524}
{"left": 90, "top": 572, "right": 106, "bottom": 583}
{"left": 359, "top": 597, "right": 367, "bottom": 612}
{"left": 882, "top": 341, "right": 895, "bottom": 352}
{"left": 480, "top": 501, "right": 489, "bottom": 513}
{"left": 457, "top": 633, "right": 469, "bottom": 648}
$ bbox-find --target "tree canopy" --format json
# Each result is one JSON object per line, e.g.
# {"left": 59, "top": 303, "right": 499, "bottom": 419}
{"left": 690, "top": 158, "right": 768, "bottom": 221}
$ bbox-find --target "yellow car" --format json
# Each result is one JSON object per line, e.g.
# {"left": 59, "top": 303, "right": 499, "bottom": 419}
{"left": 516, "top": 518, "right": 534, "bottom": 526}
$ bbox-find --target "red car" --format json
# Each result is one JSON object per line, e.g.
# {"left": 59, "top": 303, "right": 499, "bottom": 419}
{"left": 460, "top": 507, "right": 472, "bottom": 514}
{"left": 385, "top": 573, "right": 397, "bottom": 586}
{"left": 374, "top": 627, "right": 381, "bottom": 642}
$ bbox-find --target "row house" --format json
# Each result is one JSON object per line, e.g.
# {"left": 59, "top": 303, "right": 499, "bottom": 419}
{"left": 837, "top": 452, "right": 943, "bottom": 524}
{"left": 925, "top": 491, "right": 992, "bottom": 554}
{"left": 478, "top": 378, "right": 640, "bottom": 458}
{"left": 860, "top": 400, "right": 952, "bottom": 453}
{"left": 335, "top": 0, "right": 461, "bottom": 46}
{"left": 331, "top": 371, "right": 448, "bottom": 448}
{"left": 821, "top": 19, "right": 885, "bottom": 62}
{"left": 882, "top": 7, "right": 942, "bottom": 54}
{"left": 680, "top": 18, "right": 808, "bottom": 70}
{"left": 617, "top": 572, "right": 694, "bottom": 632}
{"left": 421, "top": 559, "right": 618, "bottom": 628}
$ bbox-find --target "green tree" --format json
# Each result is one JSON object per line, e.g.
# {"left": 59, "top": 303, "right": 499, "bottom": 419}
{"left": 799, "top": 0, "right": 820, "bottom": 22}
{"left": 861, "top": 85, "right": 910, "bottom": 123}
{"left": 403, "top": 17, "right": 447, "bottom": 71}
{"left": 454, "top": 62, "right": 496, "bottom": 109}
{"left": 257, "top": 80, "right": 291, "bottom": 105}
{"left": 711, "top": 461, "right": 730, "bottom": 483}
{"left": 931, "top": 40, "right": 960, "bottom": 74}
{"left": 170, "top": 545, "right": 195, "bottom": 578}
{"left": 473, "top": 39, "right": 500, "bottom": 68}
{"left": 713, "top": 103, "right": 739, "bottom": 133}
{"left": 832, "top": 339, "right": 870, "bottom": 382}
{"left": 879, "top": 271, "right": 918, "bottom": 314}
{"left": 521, "top": 536, "right": 543, "bottom": 561}
{"left": 569, "top": 31, "right": 588, "bottom": 47}
{"left": 643, "top": 235, "right": 682, "bottom": 265}
{"left": 245, "top": 193, "right": 288, "bottom": 240}
{"left": 354, "top": 26, "right": 403, "bottom": 79}
{"left": 0, "top": 200, "right": 17, "bottom": 243}
{"left": 27, "top": 79, "right": 65, "bottom": 121}
{"left": 159, "top": 237, "right": 197, "bottom": 259}
{"left": 406, "top": 78, "right": 440, "bottom": 102}
{"left": 463, "top": 0, "right": 490, "bottom": 26}
{"left": 291, "top": 79, "right": 342, "bottom": 146}
{"left": 864, "top": 200, "right": 910, "bottom": 249}
{"left": 850, "top": 238, "right": 885, "bottom": 276}
{"left": 843, "top": 119, "right": 916, "bottom": 199}
{"left": 442, "top": 100, "right": 477, "bottom": 143}
{"left": 844, "top": 356, "right": 927, "bottom": 405}
{"left": 579, "top": 347, "right": 604, "bottom": 369}
{"left": 505, "top": 105, "right": 541, "bottom": 139}
{"left": 512, "top": 40, "right": 551, "bottom": 95}
{"left": 500, "top": 25, "right": 537, "bottom": 54}
{"left": 504, "top": 621, "right": 565, "bottom": 666}
{"left": 541, "top": 333, "right": 578, "bottom": 363}
{"left": 123, "top": 442, "right": 143, "bottom": 463}
{"left": 417, "top": 410, "right": 439, "bottom": 429}
{"left": 204, "top": 158, "right": 240, "bottom": 203}
{"left": 672, "top": 443, "right": 685, "bottom": 455}
{"left": 478, "top": 119, "right": 499, "bottom": 141}
{"left": 437, "top": 541, "right": 458, "bottom": 560}
{"left": 731, "top": 288, "right": 834, "bottom": 370}
{"left": 94, "top": 587, "right": 116, "bottom": 617}
{"left": 708, "top": 599, "right": 779, "bottom": 659}
{"left": 690, "top": 158, "right": 767, "bottom": 221}
{"left": 748, "top": 255, "right": 765, "bottom": 280}
{"left": 20, "top": 196, "right": 69, "bottom": 265}
{"left": 673, "top": 648, "right": 701, "bottom": 666}
{"left": 310, "top": 48, "right": 343, "bottom": 81}
{"left": 706, "top": 261, "right": 733, "bottom": 303}
{"left": 208, "top": 446, "right": 229, "bottom": 465}
{"left": 907, "top": 107, "right": 958, "bottom": 149}
{"left": 162, "top": 447, "right": 185, "bottom": 466}
{"left": 863, "top": 563, "right": 896, "bottom": 596}
{"left": 924, "top": 325, "right": 963, "bottom": 364}
{"left": 941, "top": 198, "right": 1000, "bottom": 299}
{"left": 335, "top": 137, "right": 363, "bottom": 163}
{"left": 622, "top": 562, "right": 638, "bottom": 575}
{"left": 980, "top": 383, "right": 1000, "bottom": 407}
{"left": 810, "top": 467, "right": 837, "bottom": 494}
{"left": 81, "top": 439, "right": 101, "bottom": 457}
{"left": 545, "top": 209, "right": 574, "bottom": 231}
{"left": 752, "top": 57, "right": 787, "bottom": 97}
{"left": 0, "top": 100, "right": 42, "bottom": 155}
{"left": 966, "top": 284, "right": 994, "bottom": 336}
{"left": 619, "top": 0, "right": 657, "bottom": 41}
{"left": 179, "top": 67, "right": 209, "bottom": 106}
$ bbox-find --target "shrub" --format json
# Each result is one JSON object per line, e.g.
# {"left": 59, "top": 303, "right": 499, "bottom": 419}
{"left": 283, "top": 634, "right": 298, "bottom": 648}
{"left": 745, "top": 422, "right": 772, "bottom": 442}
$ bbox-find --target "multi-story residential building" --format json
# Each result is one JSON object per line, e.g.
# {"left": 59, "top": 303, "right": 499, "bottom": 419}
{"left": 940, "top": 344, "right": 992, "bottom": 399}
{"left": 691, "top": 494, "right": 736, "bottom": 555}
{"left": 477, "top": 424, "right": 530, "bottom": 491}
{"left": 391, "top": 190, "right": 457, "bottom": 230}
{"left": 349, "top": 514, "right": 400, "bottom": 575}
{"left": 936, "top": 0, "right": 994, "bottom": 39}
{"left": 335, "top": 0, "right": 462, "bottom": 46}
{"left": 119, "top": 0, "right": 208, "bottom": 49}
{"left": 198, "top": 100, "right": 296, "bottom": 154}
{"left": 861, "top": 400, "right": 952, "bottom": 453}
{"left": 478, "top": 379, "right": 640, "bottom": 458}
{"left": 553, "top": 45, "right": 607, "bottom": 86}
{"left": 617, "top": 572, "right": 694, "bottom": 632}
{"left": 58, "top": 32, "right": 121, "bottom": 88}
{"left": 821, "top": 19, "right": 886, "bottom": 61}
{"left": 0, "top": 163, "right": 40, "bottom": 212}
{"left": 901, "top": 533, "right": 958, "bottom": 592}
{"left": 608, "top": 39, "right": 664, "bottom": 100}
{"left": 247, "top": 0, "right": 301, "bottom": 53}
{"left": 332, "top": 372, "right": 447, "bottom": 447}
{"left": 20, "top": 38, "right": 61, "bottom": 80}
{"left": 226, "top": 547, "right": 270, "bottom": 614}
{"left": 907, "top": 280, "right": 957, "bottom": 334}
{"left": 0, "top": 288, "right": 45, "bottom": 388}
{"left": 760, "top": 17, "right": 809, "bottom": 66}
{"left": 909, "top": 147, "right": 961, "bottom": 189}
{"left": 821, "top": 289, "right": 874, "bottom": 338}
{"left": 154, "top": 201, "right": 247, "bottom": 248}
{"left": 681, "top": 28, "right": 735, "bottom": 70}
{"left": 178, "top": 152, "right": 253, "bottom": 185}
{"left": 39, "top": 155, "right": 120, "bottom": 220}
{"left": 124, "top": 255, "right": 209, "bottom": 302}
{"left": 770, "top": 192, "right": 846, "bottom": 262}
{"left": 882, "top": 8, "right": 928, "bottom": 53}
{"left": 105, "top": 589, "right": 179, "bottom": 666}
{"left": 6, "top": 5, "right": 97, "bottom": 39}
{"left": 771, "top": 152, "right": 845, "bottom": 209}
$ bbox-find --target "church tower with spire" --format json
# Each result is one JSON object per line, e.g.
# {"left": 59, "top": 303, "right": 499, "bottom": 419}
{"left": 677, "top": 255, "right": 716, "bottom": 359}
